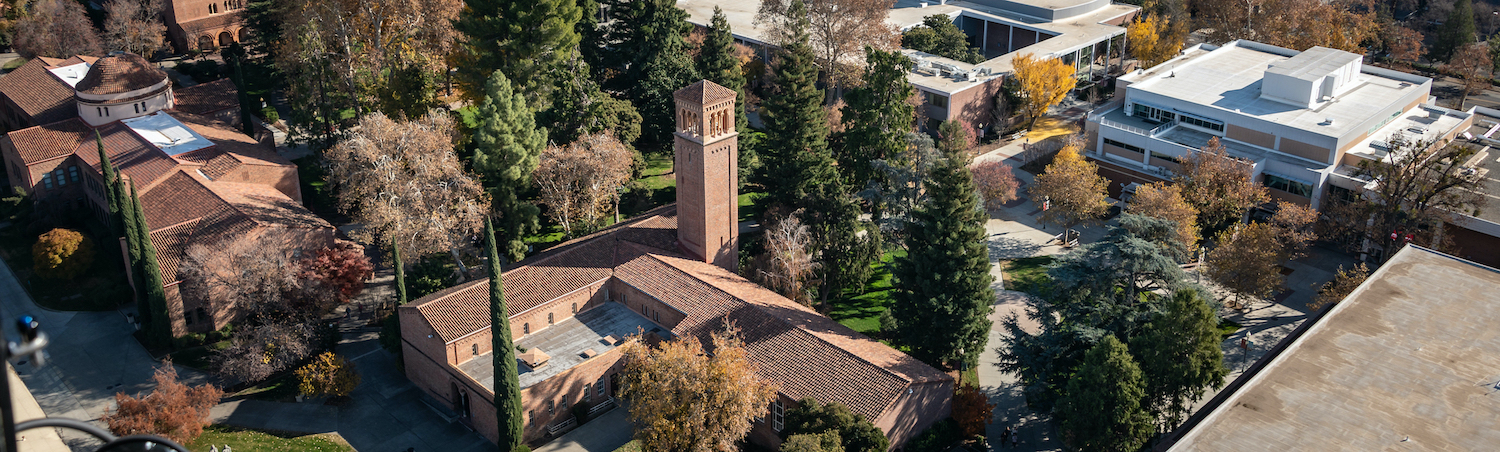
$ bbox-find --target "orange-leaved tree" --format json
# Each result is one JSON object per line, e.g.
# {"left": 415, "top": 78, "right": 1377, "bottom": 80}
{"left": 1174, "top": 137, "right": 1268, "bottom": 233}
{"left": 972, "top": 160, "right": 1020, "bottom": 211}
{"left": 620, "top": 324, "right": 778, "bottom": 451}
{"left": 953, "top": 383, "right": 995, "bottom": 437}
{"left": 1011, "top": 53, "right": 1077, "bottom": 129}
{"left": 1029, "top": 140, "right": 1110, "bottom": 233}
{"left": 1129, "top": 182, "right": 1199, "bottom": 255}
{"left": 32, "top": 228, "right": 94, "bottom": 280}
{"left": 103, "top": 361, "right": 223, "bottom": 445}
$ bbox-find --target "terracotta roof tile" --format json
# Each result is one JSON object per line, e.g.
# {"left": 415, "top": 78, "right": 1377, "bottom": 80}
{"left": 72, "top": 122, "right": 179, "bottom": 189}
{"left": 0, "top": 58, "right": 78, "bottom": 125}
{"left": 172, "top": 78, "right": 239, "bottom": 116}
{"left": 75, "top": 53, "right": 167, "bottom": 95}
{"left": 6, "top": 118, "right": 92, "bottom": 164}
{"left": 207, "top": 181, "right": 330, "bottom": 229}
{"left": 147, "top": 219, "right": 201, "bottom": 283}
{"left": 673, "top": 80, "right": 737, "bottom": 106}
{"left": 140, "top": 170, "right": 234, "bottom": 231}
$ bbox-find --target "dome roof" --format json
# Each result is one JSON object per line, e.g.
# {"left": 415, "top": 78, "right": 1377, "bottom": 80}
{"left": 74, "top": 52, "right": 167, "bottom": 96}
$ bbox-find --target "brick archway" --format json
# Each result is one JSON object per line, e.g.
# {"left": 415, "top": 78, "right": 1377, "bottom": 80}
{"left": 197, "top": 35, "right": 213, "bottom": 52}
{"left": 218, "top": 31, "right": 234, "bottom": 47}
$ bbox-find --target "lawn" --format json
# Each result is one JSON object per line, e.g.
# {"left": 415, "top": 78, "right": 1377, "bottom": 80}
{"left": 827, "top": 250, "right": 904, "bottom": 338}
{"left": 1218, "top": 319, "right": 1243, "bottom": 339}
{"left": 168, "top": 340, "right": 231, "bottom": 370}
{"left": 291, "top": 156, "right": 341, "bottom": 219}
{"left": 1001, "top": 255, "right": 1055, "bottom": 297}
{"left": 737, "top": 191, "right": 765, "bottom": 223}
{"left": 186, "top": 425, "right": 353, "bottom": 452}
{"left": 613, "top": 440, "right": 641, "bottom": 452}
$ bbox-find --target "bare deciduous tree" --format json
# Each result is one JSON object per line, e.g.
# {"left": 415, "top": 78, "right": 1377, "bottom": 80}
{"left": 533, "top": 132, "right": 634, "bottom": 236}
{"left": 325, "top": 111, "right": 489, "bottom": 274}
{"left": 12, "top": 0, "right": 102, "bottom": 58}
{"left": 212, "top": 320, "right": 317, "bottom": 384}
{"left": 103, "top": 361, "right": 222, "bottom": 445}
{"left": 1445, "top": 42, "right": 1491, "bottom": 109}
{"left": 753, "top": 214, "right": 818, "bottom": 305}
{"left": 755, "top": 0, "right": 898, "bottom": 96}
{"left": 104, "top": 0, "right": 165, "bottom": 57}
{"left": 179, "top": 235, "right": 312, "bottom": 323}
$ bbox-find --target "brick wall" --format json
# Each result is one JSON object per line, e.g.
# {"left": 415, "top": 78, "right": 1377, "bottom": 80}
{"left": 875, "top": 381, "right": 954, "bottom": 448}
{"left": 608, "top": 279, "right": 686, "bottom": 331}
{"left": 448, "top": 279, "right": 609, "bottom": 367}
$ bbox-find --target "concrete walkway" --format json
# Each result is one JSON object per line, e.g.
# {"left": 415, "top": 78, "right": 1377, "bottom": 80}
{"left": 8, "top": 364, "right": 68, "bottom": 452}
{"left": 532, "top": 407, "right": 632, "bottom": 452}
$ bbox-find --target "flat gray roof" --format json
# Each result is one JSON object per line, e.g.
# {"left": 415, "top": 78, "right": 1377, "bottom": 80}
{"left": 1169, "top": 246, "right": 1500, "bottom": 451}
{"left": 457, "top": 301, "right": 655, "bottom": 391}
{"left": 1124, "top": 42, "right": 1429, "bottom": 140}
{"left": 1265, "top": 46, "right": 1361, "bottom": 82}
{"left": 1456, "top": 113, "right": 1500, "bottom": 225}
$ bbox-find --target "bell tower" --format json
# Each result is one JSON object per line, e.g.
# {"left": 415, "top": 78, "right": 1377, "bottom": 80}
{"left": 673, "top": 80, "right": 739, "bottom": 272}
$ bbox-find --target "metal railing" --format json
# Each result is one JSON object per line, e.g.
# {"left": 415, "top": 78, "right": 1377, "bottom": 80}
{"left": 588, "top": 397, "right": 617, "bottom": 417}
{"left": 548, "top": 417, "right": 577, "bottom": 435}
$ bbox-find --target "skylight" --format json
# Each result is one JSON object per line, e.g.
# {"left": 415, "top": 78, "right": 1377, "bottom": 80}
{"left": 122, "top": 112, "right": 213, "bottom": 156}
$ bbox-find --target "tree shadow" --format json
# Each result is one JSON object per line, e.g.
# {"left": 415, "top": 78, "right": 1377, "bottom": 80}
{"left": 988, "top": 234, "right": 1043, "bottom": 261}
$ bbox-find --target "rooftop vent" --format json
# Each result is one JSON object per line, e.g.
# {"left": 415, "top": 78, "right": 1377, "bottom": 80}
{"left": 1321, "top": 117, "right": 1335, "bottom": 126}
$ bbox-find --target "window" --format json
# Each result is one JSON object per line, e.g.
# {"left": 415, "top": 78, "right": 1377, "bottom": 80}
{"left": 653, "top": 311, "right": 659, "bottom": 322}
{"left": 133, "top": 104, "right": 139, "bottom": 114}
{"left": 1132, "top": 102, "right": 1175, "bottom": 123}
{"left": 54, "top": 169, "right": 65, "bottom": 186}
{"left": 561, "top": 399, "right": 568, "bottom": 412}
{"left": 584, "top": 384, "right": 592, "bottom": 403}
{"left": 209, "top": 4, "right": 217, "bottom": 13}
{"left": 1263, "top": 174, "right": 1314, "bottom": 197}
{"left": 102, "top": 107, "right": 108, "bottom": 117}
{"left": 547, "top": 401, "right": 555, "bottom": 414}
{"left": 1178, "top": 112, "right": 1225, "bottom": 132}
{"left": 925, "top": 91, "right": 948, "bottom": 109}
{"left": 68, "top": 166, "right": 78, "bottom": 182}
{"left": 640, "top": 304, "right": 646, "bottom": 314}
{"left": 1103, "top": 138, "right": 1145, "bottom": 154}
{"left": 42, "top": 173, "right": 52, "bottom": 189}
{"left": 548, "top": 312, "right": 554, "bottom": 325}
{"left": 596, "top": 379, "right": 606, "bottom": 397}
{"left": 523, "top": 323, "right": 530, "bottom": 334}
{"left": 1150, "top": 151, "right": 1181, "bottom": 164}
{"left": 571, "top": 302, "right": 577, "bottom": 313}
{"left": 772, "top": 400, "right": 784, "bottom": 432}
{"left": 472, "top": 344, "right": 478, "bottom": 355}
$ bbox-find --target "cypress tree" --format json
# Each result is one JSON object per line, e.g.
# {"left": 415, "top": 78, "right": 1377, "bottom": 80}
{"left": 486, "top": 218, "right": 524, "bottom": 451}
{"left": 380, "top": 236, "right": 409, "bottom": 356}
{"left": 393, "top": 236, "right": 407, "bottom": 305}
{"left": 97, "top": 131, "right": 118, "bottom": 220}
{"left": 1054, "top": 336, "right": 1154, "bottom": 452}
{"left": 131, "top": 181, "right": 173, "bottom": 345}
{"left": 472, "top": 71, "right": 547, "bottom": 263}
{"left": 759, "top": 0, "right": 832, "bottom": 212}
{"left": 839, "top": 47, "right": 915, "bottom": 189}
{"left": 233, "top": 53, "right": 257, "bottom": 138}
{"left": 1432, "top": 0, "right": 1477, "bottom": 62}
{"left": 699, "top": 7, "right": 747, "bottom": 132}
{"left": 453, "top": 0, "right": 582, "bottom": 103}
{"left": 890, "top": 148, "right": 994, "bottom": 367}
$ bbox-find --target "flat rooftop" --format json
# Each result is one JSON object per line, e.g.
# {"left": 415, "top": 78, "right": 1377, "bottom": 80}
{"left": 1123, "top": 42, "right": 1430, "bottom": 140}
{"left": 1452, "top": 113, "right": 1500, "bottom": 225}
{"left": 457, "top": 301, "right": 655, "bottom": 391}
{"left": 1169, "top": 246, "right": 1500, "bottom": 451}
{"left": 121, "top": 112, "right": 213, "bottom": 156}
{"left": 48, "top": 62, "right": 90, "bottom": 88}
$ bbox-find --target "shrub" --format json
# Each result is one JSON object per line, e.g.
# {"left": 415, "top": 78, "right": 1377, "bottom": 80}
{"left": 905, "top": 419, "right": 960, "bottom": 452}
{"left": 103, "top": 362, "right": 222, "bottom": 444}
{"left": 952, "top": 384, "right": 995, "bottom": 437}
{"left": 32, "top": 228, "right": 94, "bottom": 280}
{"left": 260, "top": 106, "right": 279, "bottom": 124}
{"left": 511, "top": 446, "right": 531, "bottom": 452}
{"left": 572, "top": 401, "right": 590, "bottom": 425}
{"left": 295, "top": 352, "right": 361, "bottom": 398}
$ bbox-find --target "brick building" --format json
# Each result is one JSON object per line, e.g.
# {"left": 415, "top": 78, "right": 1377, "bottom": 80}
{"left": 164, "top": 0, "right": 248, "bottom": 53}
{"left": 0, "top": 52, "right": 332, "bottom": 336}
{"left": 400, "top": 81, "right": 954, "bottom": 449}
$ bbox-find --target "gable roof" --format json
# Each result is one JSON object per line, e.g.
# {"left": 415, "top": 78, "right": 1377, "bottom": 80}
{"left": 173, "top": 78, "right": 239, "bottom": 116}
{"left": 0, "top": 58, "right": 79, "bottom": 125}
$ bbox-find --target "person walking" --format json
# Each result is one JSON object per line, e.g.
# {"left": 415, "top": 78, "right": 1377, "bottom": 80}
{"left": 1001, "top": 426, "right": 1011, "bottom": 446}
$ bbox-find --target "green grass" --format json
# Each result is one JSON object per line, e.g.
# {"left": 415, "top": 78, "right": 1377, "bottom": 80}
{"left": 2, "top": 58, "right": 25, "bottom": 72}
{"left": 186, "top": 425, "right": 353, "bottom": 452}
{"left": 1001, "top": 255, "right": 1056, "bottom": 297}
{"left": 613, "top": 440, "right": 641, "bottom": 452}
{"left": 230, "top": 373, "right": 301, "bottom": 403}
{"left": 737, "top": 191, "right": 765, "bottom": 223}
{"left": 828, "top": 250, "right": 904, "bottom": 337}
{"left": 1218, "top": 319, "right": 1243, "bottom": 339}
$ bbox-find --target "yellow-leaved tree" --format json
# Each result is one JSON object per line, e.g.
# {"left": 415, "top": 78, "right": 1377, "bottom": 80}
{"left": 1129, "top": 182, "right": 1200, "bottom": 255}
{"left": 620, "top": 325, "right": 778, "bottom": 451}
{"left": 1029, "top": 140, "right": 1110, "bottom": 234}
{"left": 296, "top": 352, "right": 361, "bottom": 398}
{"left": 1126, "top": 14, "right": 1185, "bottom": 69}
{"left": 1011, "top": 53, "right": 1077, "bottom": 129}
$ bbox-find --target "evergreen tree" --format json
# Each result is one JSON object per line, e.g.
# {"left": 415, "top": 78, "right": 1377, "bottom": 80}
{"left": 901, "top": 14, "right": 984, "bottom": 64}
{"left": 472, "top": 71, "right": 547, "bottom": 263}
{"left": 699, "top": 6, "right": 748, "bottom": 132}
{"left": 96, "top": 131, "right": 119, "bottom": 230}
{"left": 393, "top": 236, "right": 407, "bottom": 305}
{"left": 379, "top": 236, "right": 408, "bottom": 356}
{"left": 131, "top": 182, "right": 172, "bottom": 345}
{"left": 839, "top": 46, "right": 915, "bottom": 189}
{"left": 1054, "top": 336, "right": 1154, "bottom": 452}
{"left": 453, "top": 0, "right": 582, "bottom": 103}
{"left": 1432, "top": 0, "right": 1477, "bottom": 62}
{"left": 604, "top": 0, "right": 697, "bottom": 150}
{"left": 537, "top": 52, "right": 642, "bottom": 146}
{"left": 759, "top": 0, "right": 831, "bottom": 212}
{"left": 227, "top": 47, "right": 258, "bottom": 138}
{"left": 1129, "top": 289, "right": 1227, "bottom": 430}
{"left": 485, "top": 218, "right": 525, "bottom": 451}
{"left": 890, "top": 148, "right": 994, "bottom": 367}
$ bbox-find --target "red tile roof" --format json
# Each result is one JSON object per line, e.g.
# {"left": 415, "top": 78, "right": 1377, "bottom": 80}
{"left": 0, "top": 58, "right": 79, "bottom": 125}
{"left": 674, "top": 80, "right": 737, "bottom": 106}
{"left": 7, "top": 118, "right": 92, "bottom": 164}
{"left": 71, "top": 121, "right": 180, "bottom": 189}
{"left": 75, "top": 53, "right": 167, "bottom": 95}
{"left": 407, "top": 205, "right": 950, "bottom": 421}
{"left": 172, "top": 78, "right": 239, "bottom": 116}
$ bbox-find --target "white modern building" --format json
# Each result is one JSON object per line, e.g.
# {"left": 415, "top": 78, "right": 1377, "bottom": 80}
{"left": 1085, "top": 40, "right": 1475, "bottom": 210}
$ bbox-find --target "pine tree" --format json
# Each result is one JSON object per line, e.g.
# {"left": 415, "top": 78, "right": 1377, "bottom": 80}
{"left": 699, "top": 7, "right": 747, "bottom": 132}
{"left": 131, "top": 182, "right": 172, "bottom": 345}
{"left": 472, "top": 71, "right": 547, "bottom": 263}
{"left": 1129, "top": 289, "right": 1227, "bottom": 430}
{"left": 1054, "top": 336, "right": 1154, "bottom": 452}
{"left": 890, "top": 148, "right": 994, "bottom": 367}
{"left": 1432, "top": 0, "right": 1477, "bottom": 63}
{"left": 606, "top": 0, "right": 697, "bottom": 150}
{"left": 485, "top": 218, "right": 524, "bottom": 451}
{"left": 839, "top": 46, "right": 915, "bottom": 189}
{"left": 453, "top": 0, "right": 582, "bottom": 103}
{"left": 759, "top": 0, "right": 831, "bottom": 212}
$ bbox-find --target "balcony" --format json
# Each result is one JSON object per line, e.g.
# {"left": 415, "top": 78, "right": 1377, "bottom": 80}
{"left": 1091, "top": 105, "right": 1174, "bottom": 137}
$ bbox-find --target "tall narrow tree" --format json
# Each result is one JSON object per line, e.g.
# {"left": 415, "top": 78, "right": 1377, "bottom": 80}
{"left": 453, "top": 0, "right": 582, "bottom": 103}
{"left": 97, "top": 131, "right": 120, "bottom": 232}
{"left": 393, "top": 236, "right": 407, "bottom": 306}
{"left": 485, "top": 218, "right": 524, "bottom": 451}
{"left": 890, "top": 148, "right": 994, "bottom": 367}
{"left": 699, "top": 7, "right": 748, "bottom": 132}
{"left": 472, "top": 71, "right": 547, "bottom": 262}
{"left": 759, "top": 0, "right": 830, "bottom": 212}
{"left": 840, "top": 46, "right": 915, "bottom": 189}
{"left": 131, "top": 182, "right": 172, "bottom": 345}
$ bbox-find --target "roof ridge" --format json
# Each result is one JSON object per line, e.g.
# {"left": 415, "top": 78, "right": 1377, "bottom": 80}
{"left": 640, "top": 253, "right": 916, "bottom": 385}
